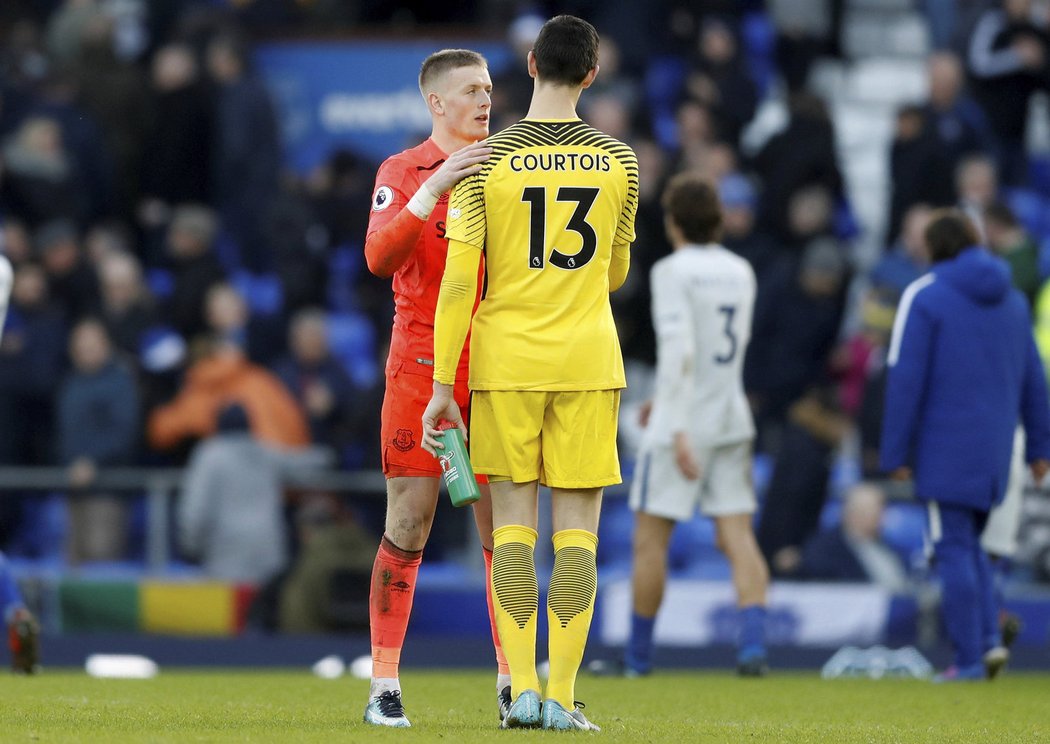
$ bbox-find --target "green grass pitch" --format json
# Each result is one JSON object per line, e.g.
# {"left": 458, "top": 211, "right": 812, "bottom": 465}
{"left": 1, "top": 669, "right": 1048, "bottom": 742}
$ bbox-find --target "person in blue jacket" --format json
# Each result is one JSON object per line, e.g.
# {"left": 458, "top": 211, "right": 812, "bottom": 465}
{"left": 881, "top": 209, "right": 1050, "bottom": 681}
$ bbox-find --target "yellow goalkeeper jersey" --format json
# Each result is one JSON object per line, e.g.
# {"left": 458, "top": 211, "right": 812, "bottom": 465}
{"left": 445, "top": 118, "right": 638, "bottom": 391}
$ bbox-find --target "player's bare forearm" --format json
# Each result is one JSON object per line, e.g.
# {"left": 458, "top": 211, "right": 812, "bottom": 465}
{"left": 364, "top": 208, "right": 427, "bottom": 278}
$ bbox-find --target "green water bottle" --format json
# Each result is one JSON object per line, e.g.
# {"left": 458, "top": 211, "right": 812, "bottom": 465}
{"left": 437, "top": 424, "right": 481, "bottom": 507}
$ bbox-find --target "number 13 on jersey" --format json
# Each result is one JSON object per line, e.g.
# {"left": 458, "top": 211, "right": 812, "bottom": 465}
{"left": 521, "top": 186, "right": 599, "bottom": 271}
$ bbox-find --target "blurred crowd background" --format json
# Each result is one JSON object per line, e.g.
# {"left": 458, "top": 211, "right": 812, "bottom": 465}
{"left": 5, "top": 0, "right": 1050, "bottom": 617}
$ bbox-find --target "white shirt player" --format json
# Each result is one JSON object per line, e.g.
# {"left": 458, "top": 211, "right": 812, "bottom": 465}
{"left": 643, "top": 243, "right": 756, "bottom": 449}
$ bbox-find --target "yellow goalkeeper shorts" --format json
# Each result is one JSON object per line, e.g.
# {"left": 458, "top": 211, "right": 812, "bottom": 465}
{"left": 469, "top": 389, "right": 621, "bottom": 489}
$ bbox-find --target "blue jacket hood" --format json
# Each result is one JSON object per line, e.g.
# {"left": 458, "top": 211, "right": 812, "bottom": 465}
{"left": 933, "top": 246, "right": 1011, "bottom": 305}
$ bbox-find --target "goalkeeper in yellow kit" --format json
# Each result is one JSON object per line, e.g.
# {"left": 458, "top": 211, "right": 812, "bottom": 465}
{"left": 421, "top": 14, "right": 638, "bottom": 732}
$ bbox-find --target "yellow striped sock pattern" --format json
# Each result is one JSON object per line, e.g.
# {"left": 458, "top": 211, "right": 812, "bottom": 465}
{"left": 492, "top": 524, "right": 541, "bottom": 696}
{"left": 546, "top": 529, "right": 598, "bottom": 709}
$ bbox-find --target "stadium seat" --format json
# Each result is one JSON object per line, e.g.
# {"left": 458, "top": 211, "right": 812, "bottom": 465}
{"left": 327, "top": 245, "right": 363, "bottom": 314}
{"left": 596, "top": 498, "right": 633, "bottom": 568}
{"left": 880, "top": 501, "right": 928, "bottom": 568}
{"left": 818, "top": 497, "right": 845, "bottom": 532}
{"left": 843, "top": 58, "right": 926, "bottom": 106}
{"left": 644, "top": 56, "right": 688, "bottom": 151}
{"left": 668, "top": 516, "right": 720, "bottom": 572}
{"left": 145, "top": 268, "right": 175, "bottom": 300}
{"left": 326, "top": 311, "right": 378, "bottom": 387}
{"left": 231, "top": 271, "right": 284, "bottom": 316}
{"left": 1002, "top": 188, "right": 1050, "bottom": 239}
{"left": 751, "top": 451, "right": 774, "bottom": 499}
{"left": 1028, "top": 155, "right": 1050, "bottom": 197}
{"left": 741, "top": 11, "right": 776, "bottom": 98}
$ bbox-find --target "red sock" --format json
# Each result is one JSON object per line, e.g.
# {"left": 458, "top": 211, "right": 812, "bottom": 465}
{"left": 369, "top": 535, "right": 423, "bottom": 679}
{"left": 482, "top": 546, "right": 511, "bottom": 676}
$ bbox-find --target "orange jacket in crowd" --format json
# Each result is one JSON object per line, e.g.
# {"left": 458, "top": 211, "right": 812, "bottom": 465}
{"left": 148, "top": 348, "right": 311, "bottom": 450}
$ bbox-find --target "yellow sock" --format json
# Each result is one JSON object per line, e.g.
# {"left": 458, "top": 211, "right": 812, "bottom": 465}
{"left": 546, "top": 529, "right": 598, "bottom": 709}
{"left": 491, "top": 524, "right": 541, "bottom": 697}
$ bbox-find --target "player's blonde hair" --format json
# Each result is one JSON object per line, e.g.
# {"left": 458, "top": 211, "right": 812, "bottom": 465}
{"left": 418, "top": 49, "right": 488, "bottom": 94}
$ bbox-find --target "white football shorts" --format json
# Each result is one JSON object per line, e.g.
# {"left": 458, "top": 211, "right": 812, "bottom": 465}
{"left": 629, "top": 439, "right": 755, "bottom": 522}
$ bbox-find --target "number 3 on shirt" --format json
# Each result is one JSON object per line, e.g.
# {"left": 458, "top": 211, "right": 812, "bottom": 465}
{"left": 715, "top": 305, "right": 738, "bottom": 364}
{"left": 521, "top": 186, "right": 599, "bottom": 270}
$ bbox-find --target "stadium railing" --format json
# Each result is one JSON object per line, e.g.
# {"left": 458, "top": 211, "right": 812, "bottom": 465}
{"left": 0, "top": 466, "right": 389, "bottom": 572}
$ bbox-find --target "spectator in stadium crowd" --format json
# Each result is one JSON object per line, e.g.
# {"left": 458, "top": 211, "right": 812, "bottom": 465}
{"left": 870, "top": 203, "right": 933, "bottom": 302}
{"left": 965, "top": 0, "right": 1050, "bottom": 185}
{"left": 28, "top": 68, "right": 116, "bottom": 222}
{"left": 955, "top": 154, "right": 1000, "bottom": 229}
{"left": 57, "top": 318, "right": 139, "bottom": 563}
{"left": 881, "top": 209, "right": 1050, "bottom": 681}
{"left": 147, "top": 338, "right": 310, "bottom": 455}
{"left": 719, "top": 172, "right": 779, "bottom": 281}
{"left": 588, "top": 38, "right": 643, "bottom": 113}
{"left": 0, "top": 221, "right": 32, "bottom": 268}
{"left": 138, "top": 43, "right": 214, "bottom": 226}
{"left": 0, "top": 262, "right": 67, "bottom": 466}
{"left": 97, "top": 250, "right": 157, "bottom": 360}
{"left": 887, "top": 106, "right": 954, "bottom": 242}
{"left": 488, "top": 11, "right": 543, "bottom": 127}
{"left": 37, "top": 219, "right": 99, "bottom": 321}
{"left": 767, "top": 0, "right": 844, "bottom": 91}
{"left": 301, "top": 148, "right": 374, "bottom": 256}
{"left": 0, "top": 116, "right": 88, "bottom": 228}
{"left": 800, "top": 482, "right": 909, "bottom": 592}
{"left": 177, "top": 403, "right": 330, "bottom": 584}
{"left": 751, "top": 93, "right": 844, "bottom": 242}
{"left": 757, "top": 381, "right": 851, "bottom": 576}
{"left": 275, "top": 494, "right": 377, "bottom": 634}
{"left": 609, "top": 139, "right": 670, "bottom": 367}
{"left": 983, "top": 201, "right": 1041, "bottom": 309}
{"left": 165, "top": 204, "right": 226, "bottom": 341}
{"left": 202, "top": 282, "right": 282, "bottom": 365}
{"left": 44, "top": 0, "right": 106, "bottom": 67}
{"left": 923, "top": 52, "right": 994, "bottom": 169}
{"left": 684, "top": 16, "right": 758, "bottom": 148}
{"left": 83, "top": 220, "right": 134, "bottom": 266}
{"left": 849, "top": 292, "right": 897, "bottom": 478}
{"left": 72, "top": 12, "right": 149, "bottom": 222}
{"left": 670, "top": 100, "right": 717, "bottom": 175}
{"left": 206, "top": 32, "right": 281, "bottom": 273}
{"left": 272, "top": 308, "right": 377, "bottom": 462}
{"left": 299, "top": 149, "right": 390, "bottom": 326}
{"left": 748, "top": 239, "right": 851, "bottom": 574}
{"left": 746, "top": 237, "right": 849, "bottom": 439}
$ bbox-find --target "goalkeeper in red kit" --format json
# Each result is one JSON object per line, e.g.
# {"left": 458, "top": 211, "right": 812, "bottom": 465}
{"left": 361, "top": 49, "right": 506, "bottom": 728}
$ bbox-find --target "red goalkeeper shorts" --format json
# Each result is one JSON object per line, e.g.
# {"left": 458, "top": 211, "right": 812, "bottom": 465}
{"left": 380, "top": 355, "right": 484, "bottom": 481}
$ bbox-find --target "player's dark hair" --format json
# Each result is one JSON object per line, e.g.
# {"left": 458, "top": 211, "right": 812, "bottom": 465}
{"left": 532, "top": 15, "right": 599, "bottom": 86}
{"left": 925, "top": 208, "right": 980, "bottom": 263}
{"left": 419, "top": 49, "right": 488, "bottom": 93}
{"left": 662, "top": 172, "right": 723, "bottom": 244}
